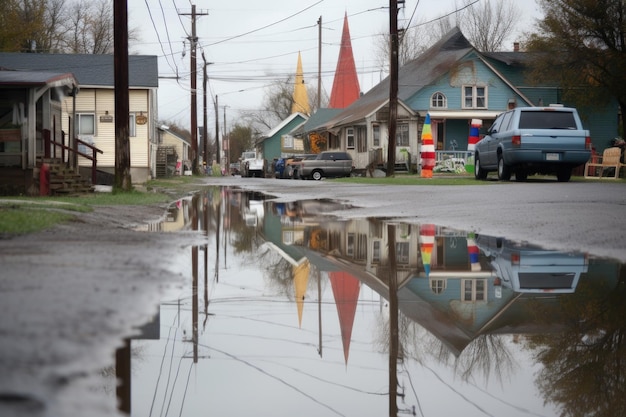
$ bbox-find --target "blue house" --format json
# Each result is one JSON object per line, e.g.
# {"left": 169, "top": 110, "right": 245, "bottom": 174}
{"left": 257, "top": 112, "right": 308, "bottom": 174}
{"left": 307, "top": 27, "right": 618, "bottom": 174}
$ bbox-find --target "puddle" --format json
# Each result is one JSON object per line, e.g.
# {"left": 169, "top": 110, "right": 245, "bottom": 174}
{"left": 117, "top": 186, "right": 625, "bottom": 416}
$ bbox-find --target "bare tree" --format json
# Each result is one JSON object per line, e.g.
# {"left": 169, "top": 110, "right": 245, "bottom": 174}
{"left": 459, "top": 0, "right": 520, "bottom": 52}
{"left": 241, "top": 75, "right": 321, "bottom": 133}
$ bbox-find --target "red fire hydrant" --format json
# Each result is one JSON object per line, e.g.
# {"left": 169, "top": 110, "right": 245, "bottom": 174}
{"left": 39, "top": 163, "right": 50, "bottom": 196}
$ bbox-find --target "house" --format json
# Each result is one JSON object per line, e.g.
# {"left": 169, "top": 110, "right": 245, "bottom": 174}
{"left": 155, "top": 125, "right": 191, "bottom": 177}
{"left": 306, "top": 27, "right": 618, "bottom": 175}
{"left": 0, "top": 69, "right": 78, "bottom": 194}
{"left": 257, "top": 112, "right": 308, "bottom": 174}
{"left": 0, "top": 53, "right": 159, "bottom": 186}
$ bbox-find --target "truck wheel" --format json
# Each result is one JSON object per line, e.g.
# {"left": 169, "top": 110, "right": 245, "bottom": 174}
{"left": 556, "top": 167, "right": 572, "bottom": 182}
{"left": 312, "top": 170, "right": 323, "bottom": 181}
{"left": 497, "top": 155, "right": 511, "bottom": 181}
{"left": 474, "top": 154, "right": 487, "bottom": 180}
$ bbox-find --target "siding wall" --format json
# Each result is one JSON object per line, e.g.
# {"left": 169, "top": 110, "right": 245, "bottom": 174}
{"left": 61, "top": 88, "right": 152, "bottom": 170}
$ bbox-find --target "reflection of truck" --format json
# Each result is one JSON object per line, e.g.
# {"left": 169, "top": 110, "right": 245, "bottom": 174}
{"left": 476, "top": 235, "right": 588, "bottom": 293}
{"left": 240, "top": 151, "right": 265, "bottom": 178}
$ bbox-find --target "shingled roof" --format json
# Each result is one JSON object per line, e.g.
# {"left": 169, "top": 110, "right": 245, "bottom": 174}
{"left": 321, "top": 27, "right": 474, "bottom": 130}
{"left": 0, "top": 53, "right": 158, "bottom": 88}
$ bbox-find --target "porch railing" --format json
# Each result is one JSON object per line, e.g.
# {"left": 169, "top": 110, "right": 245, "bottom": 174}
{"left": 43, "top": 129, "right": 104, "bottom": 185}
{"left": 434, "top": 150, "right": 472, "bottom": 173}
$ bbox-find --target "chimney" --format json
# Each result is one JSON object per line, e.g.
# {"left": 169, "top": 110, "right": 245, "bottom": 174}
{"left": 513, "top": 42, "right": 520, "bottom": 52}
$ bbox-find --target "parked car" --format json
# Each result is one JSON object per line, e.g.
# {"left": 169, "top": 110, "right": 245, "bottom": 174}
{"left": 287, "top": 154, "right": 317, "bottom": 179}
{"left": 474, "top": 106, "right": 592, "bottom": 182}
{"left": 298, "top": 151, "right": 353, "bottom": 180}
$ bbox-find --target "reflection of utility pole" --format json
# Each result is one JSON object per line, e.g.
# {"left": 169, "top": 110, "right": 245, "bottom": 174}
{"left": 192, "top": 194, "right": 199, "bottom": 363}
{"left": 387, "top": 223, "right": 399, "bottom": 417}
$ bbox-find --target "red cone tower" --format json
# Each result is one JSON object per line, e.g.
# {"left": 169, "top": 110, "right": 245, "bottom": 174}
{"left": 329, "top": 13, "right": 361, "bottom": 109}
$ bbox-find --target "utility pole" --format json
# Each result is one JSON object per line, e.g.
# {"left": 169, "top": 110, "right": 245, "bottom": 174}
{"left": 202, "top": 54, "right": 212, "bottom": 169}
{"left": 180, "top": 5, "right": 208, "bottom": 174}
{"left": 386, "top": 0, "right": 401, "bottom": 177}
{"left": 317, "top": 16, "right": 322, "bottom": 109}
{"left": 215, "top": 94, "right": 220, "bottom": 166}
{"left": 113, "top": 0, "right": 131, "bottom": 190}
{"left": 223, "top": 105, "right": 229, "bottom": 166}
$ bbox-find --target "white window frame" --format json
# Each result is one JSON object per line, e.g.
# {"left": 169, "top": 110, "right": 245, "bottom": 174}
{"left": 346, "top": 127, "right": 355, "bottom": 149}
{"left": 373, "top": 125, "right": 380, "bottom": 147}
{"left": 431, "top": 92, "right": 447, "bottom": 108}
{"left": 282, "top": 134, "right": 294, "bottom": 149}
{"left": 462, "top": 85, "right": 487, "bottom": 109}
{"left": 76, "top": 113, "right": 95, "bottom": 136}
{"left": 461, "top": 279, "right": 487, "bottom": 302}
{"left": 396, "top": 123, "right": 409, "bottom": 147}
{"left": 129, "top": 113, "right": 136, "bottom": 137}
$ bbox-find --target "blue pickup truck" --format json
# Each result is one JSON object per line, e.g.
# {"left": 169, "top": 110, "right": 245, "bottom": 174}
{"left": 474, "top": 106, "right": 592, "bottom": 182}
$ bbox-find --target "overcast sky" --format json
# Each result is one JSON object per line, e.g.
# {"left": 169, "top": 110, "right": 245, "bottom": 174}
{"left": 128, "top": 0, "right": 542, "bottom": 132}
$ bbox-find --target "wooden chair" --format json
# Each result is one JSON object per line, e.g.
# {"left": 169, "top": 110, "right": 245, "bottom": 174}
{"left": 584, "top": 147, "right": 625, "bottom": 179}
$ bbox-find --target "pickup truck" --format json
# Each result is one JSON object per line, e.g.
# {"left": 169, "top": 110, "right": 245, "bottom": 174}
{"left": 474, "top": 106, "right": 592, "bottom": 182}
{"left": 240, "top": 151, "right": 265, "bottom": 178}
{"left": 298, "top": 151, "right": 353, "bottom": 180}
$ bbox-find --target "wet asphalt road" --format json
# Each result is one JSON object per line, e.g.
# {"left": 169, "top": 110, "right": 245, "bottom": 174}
{"left": 0, "top": 176, "right": 624, "bottom": 417}
{"left": 206, "top": 176, "right": 626, "bottom": 263}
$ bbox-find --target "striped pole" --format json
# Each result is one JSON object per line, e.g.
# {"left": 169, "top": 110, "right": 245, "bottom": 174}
{"left": 465, "top": 119, "right": 482, "bottom": 173}
{"left": 467, "top": 232, "right": 481, "bottom": 272}
{"left": 419, "top": 224, "right": 436, "bottom": 277}
{"left": 420, "top": 114, "right": 435, "bottom": 178}
{"left": 468, "top": 119, "right": 482, "bottom": 152}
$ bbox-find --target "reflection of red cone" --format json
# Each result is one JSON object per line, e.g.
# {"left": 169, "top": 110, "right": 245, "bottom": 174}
{"left": 419, "top": 224, "right": 436, "bottom": 277}
{"left": 420, "top": 114, "right": 435, "bottom": 178}
{"left": 467, "top": 232, "right": 481, "bottom": 272}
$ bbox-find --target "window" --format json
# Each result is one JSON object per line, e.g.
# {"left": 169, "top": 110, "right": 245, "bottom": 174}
{"left": 373, "top": 125, "right": 380, "bottom": 147}
{"left": 395, "top": 242, "right": 409, "bottom": 264}
{"left": 129, "top": 113, "right": 136, "bottom": 137}
{"left": 282, "top": 134, "right": 294, "bottom": 148}
{"left": 463, "top": 86, "right": 487, "bottom": 109}
{"left": 356, "top": 126, "right": 367, "bottom": 152}
{"left": 431, "top": 92, "right": 447, "bottom": 108}
{"left": 346, "top": 127, "right": 355, "bottom": 149}
{"left": 372, "top": 241, "right": 381, "bottom": 263}
{"left": 329, "top": 132, "right": 340, "bottom": 149}
{"left": 430, "top": 279, "right": 446, "bottom": 294}
{"left": 347, "top": 233, "right": 355, "bottom": 257}
{"left": 396, "top": 123, "right": 409, "bottom": 147}
{"left": 461, "top": 279, "right": 487, "bottom": 302}
{"left": 77, "top": 113, "right": 95, "bottom": 135}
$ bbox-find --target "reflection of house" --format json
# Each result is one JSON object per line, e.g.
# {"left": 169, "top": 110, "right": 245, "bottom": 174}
{"left": 0, "top": 53, "right": 159, "bottom": 184}
{"left": 0, "top": 69, "right": 78, "bottom": 193}
{"left": 303, "top": 27, "right": 618, "bottom": 173}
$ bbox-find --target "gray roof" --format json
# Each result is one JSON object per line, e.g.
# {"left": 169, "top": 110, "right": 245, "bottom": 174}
{"left": 0, "top": 53, "right": 158, "bottom": 88}
{"left": 0, "top": 69, "right": 77, "bottom": 87}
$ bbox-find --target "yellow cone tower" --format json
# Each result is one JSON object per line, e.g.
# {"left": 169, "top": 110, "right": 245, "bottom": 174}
{"left": 291, "top": 52, "right": 310, "bottom": 115}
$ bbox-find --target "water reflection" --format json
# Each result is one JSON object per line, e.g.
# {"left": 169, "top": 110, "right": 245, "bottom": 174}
{"left": 118, "top": 186, "right": 625, "bottom": 417}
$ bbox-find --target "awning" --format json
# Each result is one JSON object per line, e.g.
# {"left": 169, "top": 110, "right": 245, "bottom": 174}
{"left": 420, "top": 110, "right": 502, "bottom": 119}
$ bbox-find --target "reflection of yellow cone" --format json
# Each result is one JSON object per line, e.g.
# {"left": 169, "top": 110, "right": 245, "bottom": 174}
{"left": 293, "top": 260, "right": 310, "bottom": 328}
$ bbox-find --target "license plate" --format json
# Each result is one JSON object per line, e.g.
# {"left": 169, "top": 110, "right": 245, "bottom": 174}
{"left": 545, "top": 153, "right": 560, "bottom": 161}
